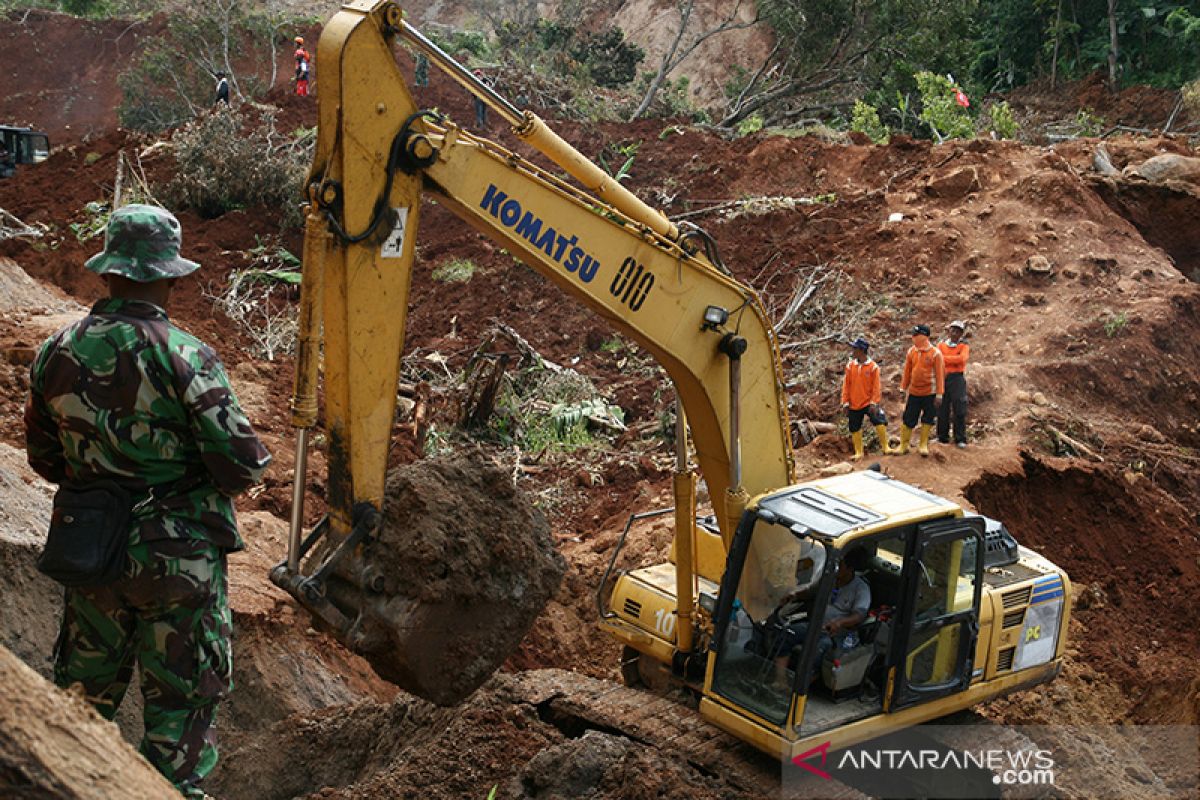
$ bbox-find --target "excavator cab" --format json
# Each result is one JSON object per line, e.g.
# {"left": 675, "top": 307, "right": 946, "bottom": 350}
{"left": 0, "top": 126, "right": 50, "bottom": 178}
{"left": 608, "top": 469, "right": 1064, "bottom": 758}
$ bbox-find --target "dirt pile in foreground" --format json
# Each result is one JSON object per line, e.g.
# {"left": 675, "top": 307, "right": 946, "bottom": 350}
{"left": 358, "top": 453, "right": 566, "bottom": 705}
{"left": 208, "top": 668, "right": 764, "bottom": 800}
{"left": 0, "top": 644, "right": 177, "bottom": 799}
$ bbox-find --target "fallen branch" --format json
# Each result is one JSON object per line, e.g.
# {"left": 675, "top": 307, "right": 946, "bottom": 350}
{"left": 0, "top": 208, "right": 46, "bottom": 241}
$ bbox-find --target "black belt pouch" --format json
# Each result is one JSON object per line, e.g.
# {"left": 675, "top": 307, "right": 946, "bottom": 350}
{"left": 37, "top": 481, "right": 132, "bottom": 587}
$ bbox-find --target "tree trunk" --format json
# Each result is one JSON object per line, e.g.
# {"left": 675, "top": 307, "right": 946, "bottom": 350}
{"left": 630, "top": 0, "right": 694, "bottom": 121}
{"left": 1107, "top": 0, "right": 1119, "bottom": 92}
{"left": 0, "top": 645, "right": 178, "bottom": 799}
{"left": 1050, "top": 0, "right": 1063, "bottom": 90}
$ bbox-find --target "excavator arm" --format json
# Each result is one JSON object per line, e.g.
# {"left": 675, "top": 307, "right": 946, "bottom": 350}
{"left": 276, "top": 0, "right": 794, "bottom": 675}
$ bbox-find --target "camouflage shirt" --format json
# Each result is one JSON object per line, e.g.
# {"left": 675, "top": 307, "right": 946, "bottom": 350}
{"left": 24, "top": 297, "right": 271, "bottom": 551}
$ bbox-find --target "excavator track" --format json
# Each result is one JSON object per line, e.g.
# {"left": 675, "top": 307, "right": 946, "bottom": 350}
{"left": 503, "top": 669, "right": 867, "bottom": 799}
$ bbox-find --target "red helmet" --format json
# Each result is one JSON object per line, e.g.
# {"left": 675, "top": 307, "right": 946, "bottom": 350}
{"left": 294, "top": 36, "right": 304, "bottom": 45}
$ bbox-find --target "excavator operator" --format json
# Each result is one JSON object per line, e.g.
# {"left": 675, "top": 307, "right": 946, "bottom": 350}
{"left": 769, "top": 548, "right": 871, "bottom": 690}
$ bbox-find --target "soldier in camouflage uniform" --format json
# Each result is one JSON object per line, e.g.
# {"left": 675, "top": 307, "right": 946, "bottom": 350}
{"left": 23, "top": 204, "right": 271, "bottom": 798}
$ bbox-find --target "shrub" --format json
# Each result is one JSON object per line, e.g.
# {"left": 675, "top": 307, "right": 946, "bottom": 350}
{"left": 735, "top": 114, "right": 764, "bottom": 137}
{"left": 1074, "top": 108, "right": 1105, "bottom": 137}
{"left": 159, "top": 107, "right": 308, "bottom": 225}
{"left": 570, "top": 27, "right": 643, "bottom": 88}
{"left": 986, "top": 100, "right": 1018, "bottom": 139}
{"left": 914, "top": 71, "right": 973, "bottom": 142}
{"left": 849, "top": 100, "right": 889, "bottom": 144}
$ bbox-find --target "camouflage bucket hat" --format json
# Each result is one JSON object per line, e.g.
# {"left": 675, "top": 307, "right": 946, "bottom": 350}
{"left": 85, "top": 204, "right": 200, "bottom": 282}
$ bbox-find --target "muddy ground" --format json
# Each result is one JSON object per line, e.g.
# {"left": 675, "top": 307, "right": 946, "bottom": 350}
{"left": 2, "top": 10, "right": 1199, "bottom": 799}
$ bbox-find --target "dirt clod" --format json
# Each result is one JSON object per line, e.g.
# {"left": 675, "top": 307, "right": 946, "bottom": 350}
{"left": 359, "top": 453, "right": 566, "bottom": 705}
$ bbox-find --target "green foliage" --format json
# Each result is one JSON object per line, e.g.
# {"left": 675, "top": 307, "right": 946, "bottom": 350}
{"left": 68, "top": 201, "right": 109, "bottom": 242}
{"left": 159, "top": 108, "right": 308, "bottom": 224}
{"left": 1074, "top": 108, "right": 1105, "bottom": 136}
{"left": 570, "top": 27, "right": 644, "bottom": 88}
{"left": 1103, "top": 310, "right": 1128, "bottom": 337}
{"left": 598, "top": 141, "right": 640, "bottom": 182}
{"left": 432, "top": 258, "right": 477, "bottom": 283}
{"left": 426, "top": 27, "right": 490, "bottom": 59}
{"left": 914, "top": 71, "right": 973, "bottom": 142}
{"left": 972, "top": 0, "right": 1200, "bottom": 91}
{"left": 735, "top": 114, "right": 764, "bottom": 137}
{"left": 849, "top": 100, "right": 889, "bottom": 143}
{"left": 986, "top": 100, "right": 1019, "bottom": 139}
{"left": 492, "top": 19, "right": 641, "bottom": 88}
{"left": 634, "top": 72, "right": 696, "bottom": 119}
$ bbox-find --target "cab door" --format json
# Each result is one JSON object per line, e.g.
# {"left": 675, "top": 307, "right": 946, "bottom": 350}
{"left": 887, "top": 517, "right": 984, "bottom": 711}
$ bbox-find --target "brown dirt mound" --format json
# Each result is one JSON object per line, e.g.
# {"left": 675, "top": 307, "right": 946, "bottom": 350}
{"left": 965, "top": 452, "right": 1200, "bottom": 726}
{"left": 0, "top": 644, "right": 177, "bottom": 799}
{"left": 208, "top": 669, "right": 760, "bottom": 800}
{"left": 359, "top": 452, "right": 566, "bottom": 704}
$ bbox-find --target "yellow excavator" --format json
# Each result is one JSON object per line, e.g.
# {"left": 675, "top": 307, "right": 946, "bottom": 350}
{"left": 273, "top": 0, "right": 1071, "bottom": 763}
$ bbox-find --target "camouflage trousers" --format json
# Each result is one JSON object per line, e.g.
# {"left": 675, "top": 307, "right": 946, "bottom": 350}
{"left": 53, "top": 539, "right": 231, "bottom": 799}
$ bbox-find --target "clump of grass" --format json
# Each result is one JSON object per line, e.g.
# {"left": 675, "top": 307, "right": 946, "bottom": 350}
{"left": 432, "top": 258, "right": 477, "bottom": 283}
{"left": 1102, "top": 310, "right": 1128, "bottom": 338}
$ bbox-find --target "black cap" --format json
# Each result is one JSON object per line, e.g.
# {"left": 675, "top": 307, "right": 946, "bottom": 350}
{"left": 911, "top": 324, "right": 931, "bottom": 336}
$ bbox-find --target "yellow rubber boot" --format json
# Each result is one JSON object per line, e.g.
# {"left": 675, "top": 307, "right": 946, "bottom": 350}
{"left": 918, "top": 424, "right": 932, "bottom": 456}
{"left": 851, "top": 430, "right": 864, "bottom": 461}
{"left": 875, "top": 424, "right": 893, "bottom": 455}
{"left": 897, "top": 424, "right": 912, "bottom": 455}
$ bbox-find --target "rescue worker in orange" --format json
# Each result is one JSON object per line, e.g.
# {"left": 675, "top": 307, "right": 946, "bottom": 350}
{"left": 899, "top": 324, "right": 945, "bottom": 456}
{"left": 294, "top": 36, "right": 311, "bottom": 97}
{"left": 936, "top": 320, "right": 970, "bottom": 448}
{"left": 841, "top": 337, "right": 892, "bottom": 461}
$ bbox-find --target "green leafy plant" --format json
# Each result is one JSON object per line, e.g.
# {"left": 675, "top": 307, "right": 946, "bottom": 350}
{"left": 735, "top": 113, "right": 764, "bottom": 137}
{"left": 68, "top": 201, "right": 110, "bottom": 242}
{"left": 914, "top": 71, "right": 973, "bottom": 143}
{"left": 986, "top": 100, "right": 1018, "bottom": 139}
{"left": 432, "top": 258, "right": 477, "bottom": 283}
{"left": 849, "top": 99, "right": 888, "bottom": 144}
{"left": 549, "top": 397, "right": 624, "bottom": 437}
{"left": 598, "top": 141, "right": 640, "bottom": 183}
{"left": 1074, "top": 108, "right": 1105, "bottom": 137}
{"left": 1103, "top": 310, "right": 1128, "bottom": 338}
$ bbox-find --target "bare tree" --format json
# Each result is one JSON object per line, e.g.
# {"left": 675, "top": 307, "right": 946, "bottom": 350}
{"left": 629, "top": 0, "right": 761, "bottom": 121}
{"left": 719, "top": 23, "right": 883, "bottom": 128}
{"left": 1106, "top": 0, "right": 1119, "bottom": 92}
{"left": 714, "top": 0, "right": 937, "bottom": 130}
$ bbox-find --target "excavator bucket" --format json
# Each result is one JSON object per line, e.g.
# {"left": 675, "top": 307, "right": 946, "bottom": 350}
{"left": 274, "top": 454, "right": 564, "bottom": 705}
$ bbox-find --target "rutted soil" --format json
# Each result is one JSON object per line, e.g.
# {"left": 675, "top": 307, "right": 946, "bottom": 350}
{"left": 2, "top": 10, "right": 1200, "bottom": 799}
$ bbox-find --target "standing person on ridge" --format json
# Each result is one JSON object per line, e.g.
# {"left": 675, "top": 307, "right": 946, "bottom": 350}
{"left": 23, "top": 205, "right": 272, "bottom": 798}
{"left": 294, "top": 36, "right": 311, "bottom": 97}
{"left": 840, "top": 337, "right": 892, "bottom": 461}
{"left": 213, "top": 71, "right": 230, "bottom": 106}
{"left": 937, "top": 320, "right": 970, "bottom": 449}
{"left": 898, "top": 324, "right": 945, "bottom": 456}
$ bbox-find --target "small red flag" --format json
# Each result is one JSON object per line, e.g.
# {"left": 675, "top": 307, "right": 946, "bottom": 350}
{"left": 955, "top": 89, "right": 970, "bottom": 108}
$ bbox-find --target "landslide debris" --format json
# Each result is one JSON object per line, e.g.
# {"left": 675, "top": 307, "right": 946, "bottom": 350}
{"left": 358, "top": 452, "right": 566, "bottom": 705}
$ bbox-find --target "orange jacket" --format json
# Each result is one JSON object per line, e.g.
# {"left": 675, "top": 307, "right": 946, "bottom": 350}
{"left": 901, "top": 337, "right": 945, "bottom": 396}
{"left": 938, "top": 340, "right": 969, "bottom": 374}
{"left": 841, "top": 358, "right": 882, "bottom": 410}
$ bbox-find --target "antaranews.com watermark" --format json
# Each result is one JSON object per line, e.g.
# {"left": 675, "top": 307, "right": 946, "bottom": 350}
{"left": 782, "top": 724, "right": 1198, "bottom": 799}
